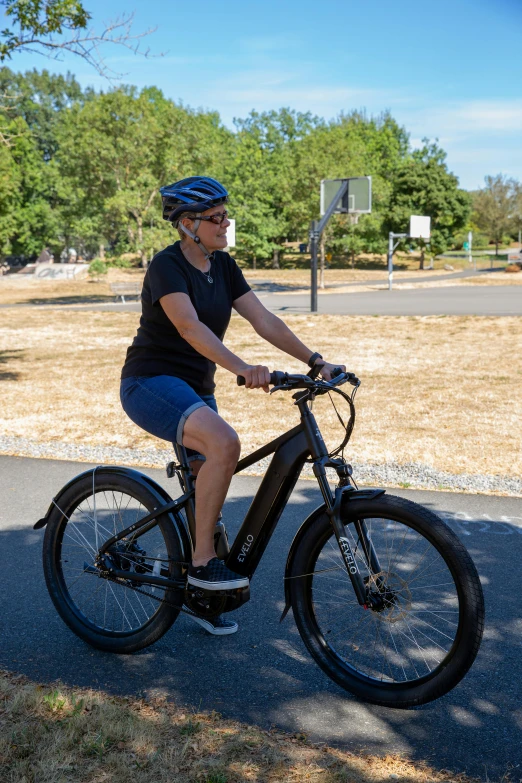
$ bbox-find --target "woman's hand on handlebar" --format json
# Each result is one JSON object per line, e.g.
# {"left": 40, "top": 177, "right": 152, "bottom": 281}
{"left": 315, "top": 361, "right": 346, "bottom": 382}
{"left": 238, "top": 364, "right": 271, "bottom": 392}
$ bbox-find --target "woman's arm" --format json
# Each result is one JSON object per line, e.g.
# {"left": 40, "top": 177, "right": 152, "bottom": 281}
{"left": 233, "top": 291, "right": 345, "bottom": 380}
{"left": 160, "top": 292, "right": 271, "bottom": 390}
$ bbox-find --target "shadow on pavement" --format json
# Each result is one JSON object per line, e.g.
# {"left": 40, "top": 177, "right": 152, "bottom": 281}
{"left": 26, "top": 295, "right": 116, "bottom": 306}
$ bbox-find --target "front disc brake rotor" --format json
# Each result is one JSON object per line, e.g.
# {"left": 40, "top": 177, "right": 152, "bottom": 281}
{"left": 366, "top": 571, "right": 412, "bottom": 623}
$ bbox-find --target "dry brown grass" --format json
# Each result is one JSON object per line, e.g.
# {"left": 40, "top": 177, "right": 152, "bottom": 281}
{"left": 244, "top": 266, "right": 452, "bottom": 284}
{"left": 0, "top": 669, "right": 476, "bottom": 783}
{"left": 0, "top": 309, "right": 521, "bottom": 477}
{"left": 0, "top": 268, "right": 144, "bottom": 306}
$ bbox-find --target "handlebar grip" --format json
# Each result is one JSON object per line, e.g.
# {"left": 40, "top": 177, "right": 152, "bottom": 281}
{"left": 237, "top": 372, "right": 283, "bottom": 386}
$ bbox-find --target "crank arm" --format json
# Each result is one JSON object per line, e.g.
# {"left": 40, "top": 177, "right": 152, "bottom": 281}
{"left": 87, "top": 558, "right": 186, "bottom": 590}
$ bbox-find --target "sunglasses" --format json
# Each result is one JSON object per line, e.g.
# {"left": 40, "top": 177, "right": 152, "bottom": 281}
{"left": 195, "top": 210, "right": 229, "bottom": 225}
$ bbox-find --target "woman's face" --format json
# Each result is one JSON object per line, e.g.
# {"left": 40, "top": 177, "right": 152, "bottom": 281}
{"left": 182, "top": 205, "right": 231, "bottom": 252}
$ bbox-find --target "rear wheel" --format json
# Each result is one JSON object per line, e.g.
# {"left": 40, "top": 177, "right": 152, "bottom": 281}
{"left": 289, "top": 495, "right": 484, "bottom": 707}
{"left": 43, "top": 471, "right": 187, "bottom": 653}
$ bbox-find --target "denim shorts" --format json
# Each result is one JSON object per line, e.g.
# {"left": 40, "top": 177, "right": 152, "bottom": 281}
{"left": 120, "top": 375, "right": 218, "bottom": 461}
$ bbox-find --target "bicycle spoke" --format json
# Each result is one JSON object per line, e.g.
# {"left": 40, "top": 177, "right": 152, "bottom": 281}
{"left": 57, "top": 486, "right": 173, "bottom": 634}
{"left": 310, "top": 514, "right": 461, "bottom": 684}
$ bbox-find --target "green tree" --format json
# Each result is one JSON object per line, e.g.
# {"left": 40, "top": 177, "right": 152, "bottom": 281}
{"left": 0, "top": 113, "right": 61, "bottom": 257}
{"left": 287, "top": 111, "right": 408, "bottom": 260}
{"left": 512, "top": 181, "right": 522, "bottom": 245}
{"left": 57, "top": 86, "right": 231, "bottom": 264}
{"left": 230, "top": 108, "right": 321, "bottom": 267}
{"left": 386, "top": 141, "right": 471, "bottom": 268}
{"left": 0, "top": 66, "right": 86, "bottom": 158}
{"left": 225, "top": 123, "right": 279, "bottom": 266}
{"left": 0, "top": 130, "right": 19, "bottom": 252}
{"left": 473, "top": 174, "right": 517, "bottom": 255}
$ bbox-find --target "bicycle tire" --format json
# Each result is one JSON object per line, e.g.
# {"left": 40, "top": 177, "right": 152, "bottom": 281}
{"left": 43, "top": 470, "right": 186, "bottom": 653}
{"left": 289, "top": 494, "right": 484, "bottom": 707}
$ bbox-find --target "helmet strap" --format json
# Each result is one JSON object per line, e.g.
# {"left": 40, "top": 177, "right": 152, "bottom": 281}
{"left": 180, "top": 220, "right": 213, "bottom": 261}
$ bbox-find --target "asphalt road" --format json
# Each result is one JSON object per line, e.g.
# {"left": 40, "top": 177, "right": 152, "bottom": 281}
{"left": 260, "top": 284, "right": 522, "bottom": 316}
{"left": 1, "top": 455, "right": 521, "bottom": 780}
{"left": 11, "top": 284, "right": 516, "bottom": 316}
{"left": 255, "top": 284, "right": 522, "bottom": 316}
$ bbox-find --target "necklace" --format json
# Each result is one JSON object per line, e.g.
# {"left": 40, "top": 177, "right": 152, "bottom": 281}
{"left": 181, "top": 245, "right": 214, "bottom": 283}
{"left": 200, "top": 263, "right": 213, "bottom": 284}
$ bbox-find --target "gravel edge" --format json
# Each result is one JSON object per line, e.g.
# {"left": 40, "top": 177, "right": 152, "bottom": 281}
{"left": 0, "top": 436, "right": 520, "bottom": 496}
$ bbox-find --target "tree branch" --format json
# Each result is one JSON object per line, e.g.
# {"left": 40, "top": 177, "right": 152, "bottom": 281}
{"left": 0, "top": 11, "right": 161, "bottom": 81}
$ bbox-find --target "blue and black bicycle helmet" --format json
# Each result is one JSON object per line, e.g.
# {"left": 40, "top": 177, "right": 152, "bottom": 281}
{"left": 160, "top": 176, "right": 228, "bottom": 225}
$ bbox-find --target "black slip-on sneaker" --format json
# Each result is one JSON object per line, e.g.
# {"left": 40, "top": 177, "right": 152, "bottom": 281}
{"left": 187, "top": 558, "right": 249, "bottom": 591}
{"left": 186, "top": 611, "right": 239, "bottom": 635}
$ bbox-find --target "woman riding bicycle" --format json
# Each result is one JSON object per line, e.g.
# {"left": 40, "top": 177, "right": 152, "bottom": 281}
{"left": 120, "top": 176, "right": 345, "bottom": 635}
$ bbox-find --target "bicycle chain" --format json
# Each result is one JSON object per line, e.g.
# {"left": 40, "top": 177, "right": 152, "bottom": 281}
{"left": 101, "top": 571, "right": 199, "bottom": 617}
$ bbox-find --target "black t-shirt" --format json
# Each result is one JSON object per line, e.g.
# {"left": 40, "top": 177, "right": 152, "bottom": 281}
{"left": 121, "top": 242, "right": 251, "bottom": 393}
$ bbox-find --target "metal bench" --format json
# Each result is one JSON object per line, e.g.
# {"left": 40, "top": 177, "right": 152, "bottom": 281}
{"left": 109, "top": 282, "right": 142, "bottom": 303}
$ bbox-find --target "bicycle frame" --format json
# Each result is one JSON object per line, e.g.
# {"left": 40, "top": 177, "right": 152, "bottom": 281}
{"left": 95, "top": 394, "right": 380, "bottom": 605}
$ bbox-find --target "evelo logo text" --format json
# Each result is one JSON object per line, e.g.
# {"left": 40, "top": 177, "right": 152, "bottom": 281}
{"left": 339, "top": 537, "right": 358, "bottom": 574}
{"left": 237, "top": 534, "right": 254, "bottom": 562}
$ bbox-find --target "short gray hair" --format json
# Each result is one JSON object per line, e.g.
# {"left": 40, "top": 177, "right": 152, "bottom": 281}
{"left": 176, "top": 211, "right": 196, "bottom": 241}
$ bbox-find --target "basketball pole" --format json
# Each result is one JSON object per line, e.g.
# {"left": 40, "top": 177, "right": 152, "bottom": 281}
{"left": 387, "top": 232, "right": 408, "bottom": 290}
{"left": 310, "top": 181, "right": 349, "bottom": 312}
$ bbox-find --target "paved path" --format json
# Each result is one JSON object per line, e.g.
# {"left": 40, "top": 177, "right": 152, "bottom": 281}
{"left": 256, "top": 284, "right": 522, "bottom": 316}
{"left": 2, "top": 283, "right": 517, "bottom": 316}
{"left": 1, "top": 455, "right": 520, "bottom": 780}
{"left": 249, "top": 265, "right": 505, "bottom": 292}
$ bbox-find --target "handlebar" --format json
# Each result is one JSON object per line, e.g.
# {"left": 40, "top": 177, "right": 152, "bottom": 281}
{"left": 237, "top": 368, "right": 359, "bottom": 390}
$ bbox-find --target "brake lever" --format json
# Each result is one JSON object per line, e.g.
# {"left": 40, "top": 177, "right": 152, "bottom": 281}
{"left": 269, "top": 384, "right": 292, "bottom": 394}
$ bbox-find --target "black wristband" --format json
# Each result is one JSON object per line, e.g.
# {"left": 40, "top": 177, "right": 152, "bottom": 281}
{"left": 307, "top": 352, "right": 323, "bottom": 369}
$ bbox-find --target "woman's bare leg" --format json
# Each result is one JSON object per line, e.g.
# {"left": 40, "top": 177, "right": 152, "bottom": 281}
{"left": 182, "top": 406, "right": 240, "bottom": 566}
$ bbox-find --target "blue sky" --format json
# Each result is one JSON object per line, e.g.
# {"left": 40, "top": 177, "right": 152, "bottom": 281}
{"left": 5, "top": 0, "right": 522, "bottom": 190}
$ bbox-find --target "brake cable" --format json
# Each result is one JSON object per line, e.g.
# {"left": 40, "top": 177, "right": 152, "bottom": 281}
{"left": 326, "top": 383, "right": 359, "bottom": 458}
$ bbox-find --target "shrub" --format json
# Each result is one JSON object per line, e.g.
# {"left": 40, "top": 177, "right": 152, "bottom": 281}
{"left": 88, "top": 259, "right": 108, "bottom": 278}
{"left": 106, "top": 257, "right": 132, "bottom": 269}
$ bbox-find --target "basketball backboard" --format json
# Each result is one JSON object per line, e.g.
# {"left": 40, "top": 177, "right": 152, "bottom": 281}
{"left": 320, "top": 176, "right": 372, "bottom": 216}
{"left": 409, "top": 215, "right": 431, "bottom": 240}
{"left": 225, "top": 218, "right": 236, "bottom": 249}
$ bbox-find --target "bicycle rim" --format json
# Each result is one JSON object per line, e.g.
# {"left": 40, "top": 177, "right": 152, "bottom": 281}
{"left": 55, "top": 485, "right": 178, "bottom": 636}
{"left": 309, "top": 514, "right": 463, "bottom": 685}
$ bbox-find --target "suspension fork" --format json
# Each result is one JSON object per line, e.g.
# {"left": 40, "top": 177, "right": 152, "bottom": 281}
{"left": 313, "top": 470, "right": 383, "bottom": 607}
{"left": 311, "top": 460, "right": 366, "bottom": 605}
{"left": 324, "top": 486, "right": 368, "bottom": 605}
{"left": 354, "top": 519, "right": 382, "bottom": 576}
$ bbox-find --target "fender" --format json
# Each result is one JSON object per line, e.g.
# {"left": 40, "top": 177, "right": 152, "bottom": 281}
{"left": 33, "top": 465, "right": 192, "bottom": 560}
{"left": 280, "top": 487, "right": 386, "bottom": 622}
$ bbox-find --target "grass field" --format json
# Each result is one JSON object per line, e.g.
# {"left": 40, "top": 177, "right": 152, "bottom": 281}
{"left": 0, "top": 262, "right": 519, "bottom": 306}
{"left": 0, "top": 669, "right": 475, "bottom": 783}
{"left": 0, "top": 308, "right": 520, "bottom": 478}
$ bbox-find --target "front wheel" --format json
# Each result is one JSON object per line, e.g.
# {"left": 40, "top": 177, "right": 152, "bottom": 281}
{"left": 289, "top": 494, "right": 484, "bottom": 707}
{"left": 43, "top": 470, "right": 187, "bottom": 653}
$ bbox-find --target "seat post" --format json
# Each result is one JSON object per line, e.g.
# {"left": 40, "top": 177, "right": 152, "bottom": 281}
{"left": 173, "top": 444, "right": 197, "bottom": 542}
